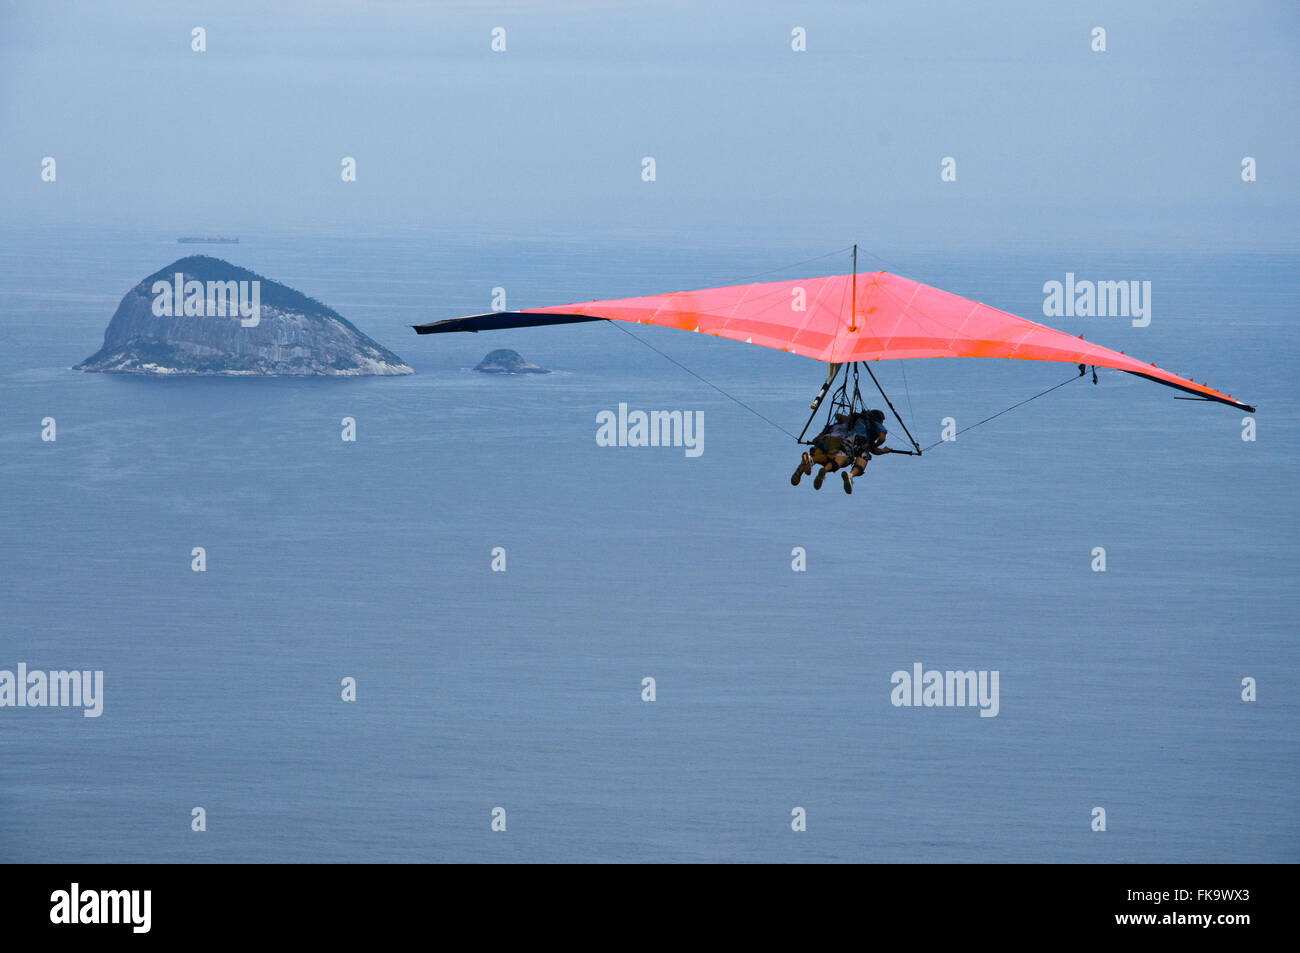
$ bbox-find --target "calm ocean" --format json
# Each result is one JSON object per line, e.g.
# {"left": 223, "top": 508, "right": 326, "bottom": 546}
{"left": 1, "top": 225, "right": 1295, "bottom": 862}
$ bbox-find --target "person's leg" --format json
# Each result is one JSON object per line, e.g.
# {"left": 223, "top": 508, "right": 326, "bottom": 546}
{"left": 850, "top": 455, "right": 868, "bottom": 477}
{"left": 791, "top": 451, "right": 813, "bottom": 485}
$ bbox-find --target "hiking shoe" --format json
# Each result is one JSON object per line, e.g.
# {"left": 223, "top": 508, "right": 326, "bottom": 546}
{"left": 790, "top": 453, "right": 812, "bottom": 486}
{"left": 813, "top": 467, "right": 827, "bottom": 490}
{"left": 842, "top": 470, "right": 853, "bottom": 494}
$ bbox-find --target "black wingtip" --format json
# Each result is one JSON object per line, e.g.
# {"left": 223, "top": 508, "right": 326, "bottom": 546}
{"left": 1123, "top": 370, "right": 1255, "bottom": 414}
{"left": 413, "top": 312, "right": 607, "bottom": 335}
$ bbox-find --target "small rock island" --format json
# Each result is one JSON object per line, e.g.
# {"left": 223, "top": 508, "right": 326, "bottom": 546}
{"left": 77, "top": 256, "right": 412, "bottom": 376}
{"left": 473, "top": 348, "right": 549, "bottom": 374}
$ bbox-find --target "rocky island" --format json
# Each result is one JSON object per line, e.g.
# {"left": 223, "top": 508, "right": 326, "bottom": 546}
{"left": 76, "top": 256, "right": 412, "bottom": 376}
{"left": 473, "top": 348, "right": 549, "bottom": 374}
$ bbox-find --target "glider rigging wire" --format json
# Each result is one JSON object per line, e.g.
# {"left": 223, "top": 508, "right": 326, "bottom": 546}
{"left": 920, "top": 367, "right": 1087, "bottom": 453}
{"left": 605, "top": 319, "right": 799, "bottom": 441}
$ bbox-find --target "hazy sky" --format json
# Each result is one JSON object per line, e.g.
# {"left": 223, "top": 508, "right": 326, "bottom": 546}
{"left": 2, "top": 0, "right": 1297, "bottom": 248}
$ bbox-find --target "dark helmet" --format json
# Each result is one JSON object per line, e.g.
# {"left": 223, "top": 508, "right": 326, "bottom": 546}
{"left": 867, "top": 409, "right": 886, "bottom": 424}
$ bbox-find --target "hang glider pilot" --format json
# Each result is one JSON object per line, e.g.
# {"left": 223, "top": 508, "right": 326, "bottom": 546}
{"left": 792, "top": 409, "right": 891, "bottom": 494}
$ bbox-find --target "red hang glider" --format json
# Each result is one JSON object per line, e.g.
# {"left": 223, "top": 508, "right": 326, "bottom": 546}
{"left": 414, "top": 256, "right": 1253, "bottom": 451}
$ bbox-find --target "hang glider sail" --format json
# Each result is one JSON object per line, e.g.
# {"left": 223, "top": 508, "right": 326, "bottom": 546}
{"left": 413, "top": 268, "right": 1254, "bottom": 414}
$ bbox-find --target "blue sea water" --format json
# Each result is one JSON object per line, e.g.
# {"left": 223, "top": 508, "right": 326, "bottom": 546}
{"left": 0, "top": 225, "right": 1295, "bottom": 862}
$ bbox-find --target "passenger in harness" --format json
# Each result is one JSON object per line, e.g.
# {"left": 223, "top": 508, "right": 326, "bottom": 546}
{"left": 791, "top": 411, "right": 851, "bottom": 488}
{"left": 791, "top": 409, "right": 892, "bottom": 493}
{"left": 839, "top": 409, "right": 890, "bottom": 493}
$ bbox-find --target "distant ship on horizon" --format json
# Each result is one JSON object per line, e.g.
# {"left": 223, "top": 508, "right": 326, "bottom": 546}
{"left": 177, "top": 236, "right": 240, "bottom": 244}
